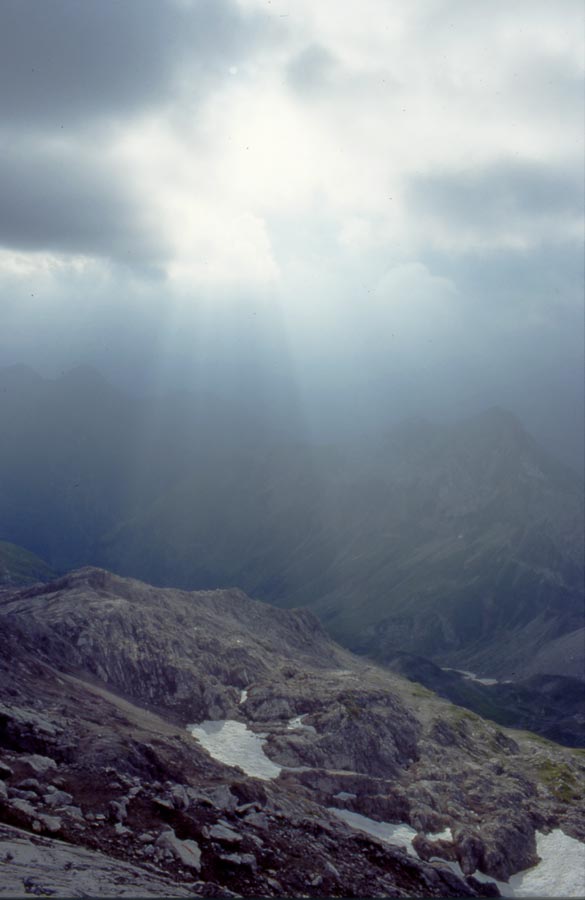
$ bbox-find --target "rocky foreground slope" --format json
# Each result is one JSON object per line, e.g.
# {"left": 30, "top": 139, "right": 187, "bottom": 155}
{"left": 0, "top": 568, "right": 584, "bottom": 897}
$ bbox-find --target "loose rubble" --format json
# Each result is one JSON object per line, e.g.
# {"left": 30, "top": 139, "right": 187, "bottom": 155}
{"left": 0, "top": 567, "right": 582, "bottom": 897}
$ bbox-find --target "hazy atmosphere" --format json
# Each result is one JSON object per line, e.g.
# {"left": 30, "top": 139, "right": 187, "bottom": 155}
{"left": 1, "top": 5, "right": 585, "bottom": 897}
{"left": 0, "top": 0, "right": 583, "bottom": 468}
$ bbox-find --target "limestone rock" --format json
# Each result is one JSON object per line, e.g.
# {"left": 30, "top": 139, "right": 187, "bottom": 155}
{"left": 209, "top": 822, "right": 242, "bottom": 845}
{"left": 44, "top": 789, "right": 73, "bottom": 808}
{"left": 19, "top": 754, "right": 57, "bottom": 776}
{"left": 155, "top": 828, "right": 202, "bottom": 872}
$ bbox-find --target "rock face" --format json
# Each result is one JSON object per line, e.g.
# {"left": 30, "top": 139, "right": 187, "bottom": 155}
{"left": 0, "top": 567, "right": 583, "bottom": 897}
{"left": 0, "top": 821, "right": 200, "bottom": 897}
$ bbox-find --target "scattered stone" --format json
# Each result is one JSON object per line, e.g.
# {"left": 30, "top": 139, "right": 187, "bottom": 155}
{"left": 0, "top": 704, "right": 60, "bottom": 737}
{"left": 152, "top": 794, "right": 174, "bottom": 811}
{"left": 44, "top": 790, "right": 73, "bottom": 808}
{"left": 243, "top": 811, "right": 270, "bottom": 831}
{"left": 235, "top": 801, "right": 260, "bottom": 815}
{"left": 0, "top": 760, "right": 13, "bottom": 780}
{"left": 209, "top": 822, "right": 242, "bottom": 844}
{"left": 139, "top": 832, "right": 156, "bottom": 843}
{"left": 61, "top": 805, "right": 84, "bottom": 820}
{"left": 325, "top": 861, "right": 340, "bottom": 879}
{"left": 9, "top": 788, "right": 38, "bottom": 802}
{"left": 108, "top": 798, "right": 128, "bottom": 822}
{"left": 9, "top": 798, "right": 37, "bottom": 818}
{"left": 206, "top": 785, "right": 237, "bottom": 810}
{"left": 219, "top": 852, "right": 257, "bottom": 870}
{"left": 155, "top": 829, "right": 202, "bottom": 872}
{"left": 169, "top": 783, "right": 189, "bottom": 811}
{"left": 35, "top": 814, "right": 62, "bottom": 834}
{"left": 17, "top": 778, "right": 43, "bottom": 794}
{"left": 20, "top": 755, "right": 57, "bottom": 776}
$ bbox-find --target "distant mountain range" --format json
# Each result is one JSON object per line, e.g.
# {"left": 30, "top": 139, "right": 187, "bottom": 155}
{"left": 1, "top": 364, "right": 583, "bottom": 698}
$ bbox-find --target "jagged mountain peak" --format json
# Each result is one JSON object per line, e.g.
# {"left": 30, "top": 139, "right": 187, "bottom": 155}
{"left": 55, "top": 363, "right": 109, "bottom": 384}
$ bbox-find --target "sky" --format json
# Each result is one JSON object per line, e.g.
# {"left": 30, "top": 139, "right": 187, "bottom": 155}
{"left": 0, "top": 0, "right": 583, "bottom": 467}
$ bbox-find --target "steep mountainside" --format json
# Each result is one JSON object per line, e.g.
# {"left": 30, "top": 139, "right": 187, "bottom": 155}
{"left": 0, "top": 568, "right": 583, "bottom": 897}
{"left": 1, "top": 366, "right": 583, "bottom": 687}
{"left": 100, "top": 411, "right": 584, "bottom": 684}
{"left": 0, "top": 541, "right": 55, "bottom": 587}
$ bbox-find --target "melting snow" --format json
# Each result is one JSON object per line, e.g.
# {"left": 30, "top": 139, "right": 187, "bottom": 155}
{"left": 505, "top": 830, "right": 585, "bottom": 898}
{"left": 330, "top": 810, "right": 585, "bottom": 898}
{"left": 329, "top": 809, "right": 419, "bottom": 856}
{"left": 428, "top": 827, "right": 453, "bottom": 841}
{"left": 442, "top": 667, "right": 499, "bottom": 686}
{"left": 239, "top": 689, "right": 248, "bottom": 705}
{"left": 188, "top": 720, "right": 281, "bottom": 780}
{"left": 287, "top": 715, "right": 316, "bottom": 734}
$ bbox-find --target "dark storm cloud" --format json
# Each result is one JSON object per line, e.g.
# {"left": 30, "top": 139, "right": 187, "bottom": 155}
{"left": 408, "top": 159, "right": 584, "bottom": 231}
{"left": 0, "top": 0, "right": 273, "bottom": 129}
{"left": 0, "top": 0, "right": 279, "bottom": 265}
{"left": 0, "top": 141, "right": 164, "bottom": 264}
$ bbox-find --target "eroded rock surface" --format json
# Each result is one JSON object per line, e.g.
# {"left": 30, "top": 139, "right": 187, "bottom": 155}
{"left": 0, "top": 568, "right": 583, "bottom": 896}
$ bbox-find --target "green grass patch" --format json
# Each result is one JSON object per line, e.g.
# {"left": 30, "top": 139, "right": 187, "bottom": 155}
{"left": 536, "top": 760, "right": 580, "bottom": 803}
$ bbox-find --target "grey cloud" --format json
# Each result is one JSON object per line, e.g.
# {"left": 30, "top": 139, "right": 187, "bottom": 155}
{"left": 286, "top": 44, "right": 338, "bottom": 93}
{"left": 408, "top": 159, "right": 584, "bottom": 232}
{"left": 0, "top": 141, "right": 165, "bottom": 264}
{"left": 0, "top": 0, "right": 274, "bottom": 129}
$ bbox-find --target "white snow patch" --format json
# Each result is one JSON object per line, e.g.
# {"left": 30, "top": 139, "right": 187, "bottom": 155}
{"left": 505, "top": 830, "right": 585, "bottom": 898}
{"left": 188, "top": 720, "right": 281, "bottom": 780}
{"left": 428, "top": 827, "right": 453, "bottom": 842}
{"left": 434, "top": 830, "right": 585, "bottom": 897}
{"left": 329, "top": 808, "right": 419, "bottom": 856}
{"left": 331, "top": 811, "right": 585, "bottom": 898}
{"left": 239, "top": 689, "right": 248, "bottom": 705}
{"left": 442, "top": 667, "right": 499, "bottom": 686}
{"left": 287, "top": 715, "right": 316, "bottom": 734}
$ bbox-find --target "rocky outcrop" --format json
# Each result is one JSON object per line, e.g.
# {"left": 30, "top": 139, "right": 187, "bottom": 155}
{"left": 0, "top": 821, "right": 203, "bottom": 898}
{"left": 0, "top": 567, "right": 340, "bottom": 724}
{"left": 0, "top": 568, "right": 583, "bottom": 895}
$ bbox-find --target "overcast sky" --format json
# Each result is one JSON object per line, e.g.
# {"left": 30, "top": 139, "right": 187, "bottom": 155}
{"left": 0, "top": 0, "right": 583, "bottom": 467}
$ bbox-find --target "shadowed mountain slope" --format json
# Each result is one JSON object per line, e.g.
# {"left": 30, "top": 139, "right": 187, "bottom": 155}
{"left": 1, "top": 366, "right": 583, "bottom": 687}
{"left": 0, "top": 540, "right": 55, "bottom": 587}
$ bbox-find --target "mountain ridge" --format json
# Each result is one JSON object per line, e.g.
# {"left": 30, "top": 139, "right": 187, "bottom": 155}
{"left": 0, "top": 566, "right": 583, "bottom": 896}
{"left": 0, "top": 364, "right": 582, "bottom": 694}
